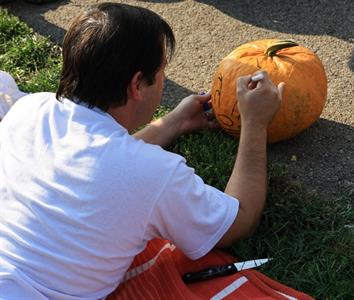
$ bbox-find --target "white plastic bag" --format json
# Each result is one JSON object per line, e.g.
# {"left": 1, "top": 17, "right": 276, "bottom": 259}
{"left": 0, "top": 71, "right": 28, "bottom": 119}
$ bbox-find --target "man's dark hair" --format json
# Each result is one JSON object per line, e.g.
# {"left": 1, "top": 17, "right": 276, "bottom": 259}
{"left": 56, "top": 3, "right": 175, "bottom": 111}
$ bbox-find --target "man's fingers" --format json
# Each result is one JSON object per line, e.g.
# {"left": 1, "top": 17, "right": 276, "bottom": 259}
{"left": 237, "top": 75, "right": 252, "bottom": 94}
{"left": 250, "top": 71, "right": 269, "bottom": 90}
{"left": 198, "top": 91, "right": 211, "bottom": 103}
{"left": 204, "top": 110, "right": 216, "bottom": 120}
{"left": 207, "top": 120, "right": 221, "bottom": 130}
{"left": 238, "top": 71, "right": 269, "bottom": 94}
{"left": 277, "top": 82, "right": 286, "bottom": 100}
{"left": 197, "top": 91, "right": 212, "bottom": 112}
{"left": 250, "top": 70, "right": 268, "bottom": 83}
{"left": 203, "top": 101, "right": 211, "bottom": 112}
{"left": 198, "top": 91, "right": 211, "bottom": 98}
{"left": 252, "top": 70, "right": 268, "bottom": 80}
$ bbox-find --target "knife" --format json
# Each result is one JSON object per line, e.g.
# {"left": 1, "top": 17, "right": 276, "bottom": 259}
{"left": 182, "top": 258, "right": 271, "bottom": 283}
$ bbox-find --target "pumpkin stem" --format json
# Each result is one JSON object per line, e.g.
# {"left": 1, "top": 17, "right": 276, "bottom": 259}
{"left": 266, "top": 40, "right": 299, "bottom": 57}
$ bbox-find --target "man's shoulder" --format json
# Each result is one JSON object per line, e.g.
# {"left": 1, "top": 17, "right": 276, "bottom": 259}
{"left": 1, "top": 92, "right": 54, "bottom": 123}
{"left": 113, "top": 136, "right": 186, "bottom": 178}
{"left": 14, "top": 92, "right": 54, "bottom": 108}
{"left": 18, "top": 91, "right": 54, "bottom": 100}
{"left": 134, "top": 138, "right": 185, "bottom": 165}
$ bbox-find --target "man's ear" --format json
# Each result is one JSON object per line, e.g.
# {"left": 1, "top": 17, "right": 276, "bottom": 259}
{"left": 127, "top": 71, "right": 144, "bottom": 101}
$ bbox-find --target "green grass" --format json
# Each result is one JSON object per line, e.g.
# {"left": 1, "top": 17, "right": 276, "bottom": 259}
{"left": 1, "top": 8, "right": 353, "bottom": 299}
{"left": 0, "top": 9, "right": 61, "bottom": 92}
{"left": 172, "top": 130, "right": 354, "bottom": 299}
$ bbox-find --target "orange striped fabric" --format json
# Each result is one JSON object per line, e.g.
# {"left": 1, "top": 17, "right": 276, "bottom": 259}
{"left": 108, "top": 239, "right": 314, "bottom": 300}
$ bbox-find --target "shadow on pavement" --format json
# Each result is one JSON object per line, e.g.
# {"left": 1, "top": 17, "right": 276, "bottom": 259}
{"left": 162, "top": 79, "right": 193, "bottom": 107}
{"left": 2, "top": 0, "right": 69, "bottom": 44}
{"left": 269, "top": 118, "right": 354, "bottom": 197}
{"left": 349, "top": 50, "right": 354, "bottom": 72}
{"left": 197, "top": 0, "right": 354, "bottom": 42}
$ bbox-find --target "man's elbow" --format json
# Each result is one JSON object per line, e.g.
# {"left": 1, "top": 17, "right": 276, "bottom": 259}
{"left": 216, "top": 207, "right": 263, "bottom": 248}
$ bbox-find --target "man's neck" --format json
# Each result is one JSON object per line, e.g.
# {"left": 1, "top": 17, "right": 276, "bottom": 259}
{"left": 107, "top": 102, "right": 136, "bottom": 133}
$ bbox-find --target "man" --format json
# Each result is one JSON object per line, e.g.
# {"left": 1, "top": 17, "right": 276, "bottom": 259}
{"left": 0, "top": 3, "right": 284, "bottom": 299}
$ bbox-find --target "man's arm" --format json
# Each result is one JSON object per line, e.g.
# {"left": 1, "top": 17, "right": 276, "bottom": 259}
{"left": 133, "top": 93, "right": 218, "bottom": 148}
{"left": 217, "top": 71, "right": 285, "bottom": 247}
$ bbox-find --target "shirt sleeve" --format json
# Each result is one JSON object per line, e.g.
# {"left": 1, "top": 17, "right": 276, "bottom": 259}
{"left": 144, "top": 159, "right": 239, "bottom": 260}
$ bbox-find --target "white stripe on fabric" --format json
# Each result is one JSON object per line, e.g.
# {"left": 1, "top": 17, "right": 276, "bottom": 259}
{"left": 210, "top": 276, "right": 248, "bottom": 300}
{"left": 276, "top": 290, "right": 297, "bottom": 300}
{"left": 123, "top": 243, "right": 176, "bottom": 282}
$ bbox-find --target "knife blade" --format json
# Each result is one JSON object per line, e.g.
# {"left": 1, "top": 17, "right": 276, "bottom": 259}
{"left": 182, "top": 258, "right": 271, "bottom": 284}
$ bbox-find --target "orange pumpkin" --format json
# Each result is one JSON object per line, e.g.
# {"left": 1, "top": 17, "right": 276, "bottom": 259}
{"left": 211, "top": 39, "right": 327, "bottom": 143}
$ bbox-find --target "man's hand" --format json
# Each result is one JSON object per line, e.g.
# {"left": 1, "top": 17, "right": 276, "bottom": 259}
{"left": 168, "top": 93, "right": 219, "bottom": 136}
{"left": 237, "top": 71, "right": 285, "bottom": 130}
{"left": 133, "top": 93, "right": 218, "bottom": 148}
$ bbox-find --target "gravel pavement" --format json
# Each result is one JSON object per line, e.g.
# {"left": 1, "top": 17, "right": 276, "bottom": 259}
{"left": 3, "top": 0, "right": 354, "bottom": 197}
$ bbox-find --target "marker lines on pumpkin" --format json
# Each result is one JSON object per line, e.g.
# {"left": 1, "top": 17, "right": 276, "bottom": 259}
{"left": 217, "top": 114, "right": 234, "bottom": 127}
{"left": 256, "top": 58, "right": 261, "bottom": 69}
{"left": 214, "top": 74, "right": 223, "bottom": 108}
{"left": 230, "top": 103, "right": 237, "bottom": 116}
{"left": 225, "top": 128, "right": 241, "bottom": 135}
